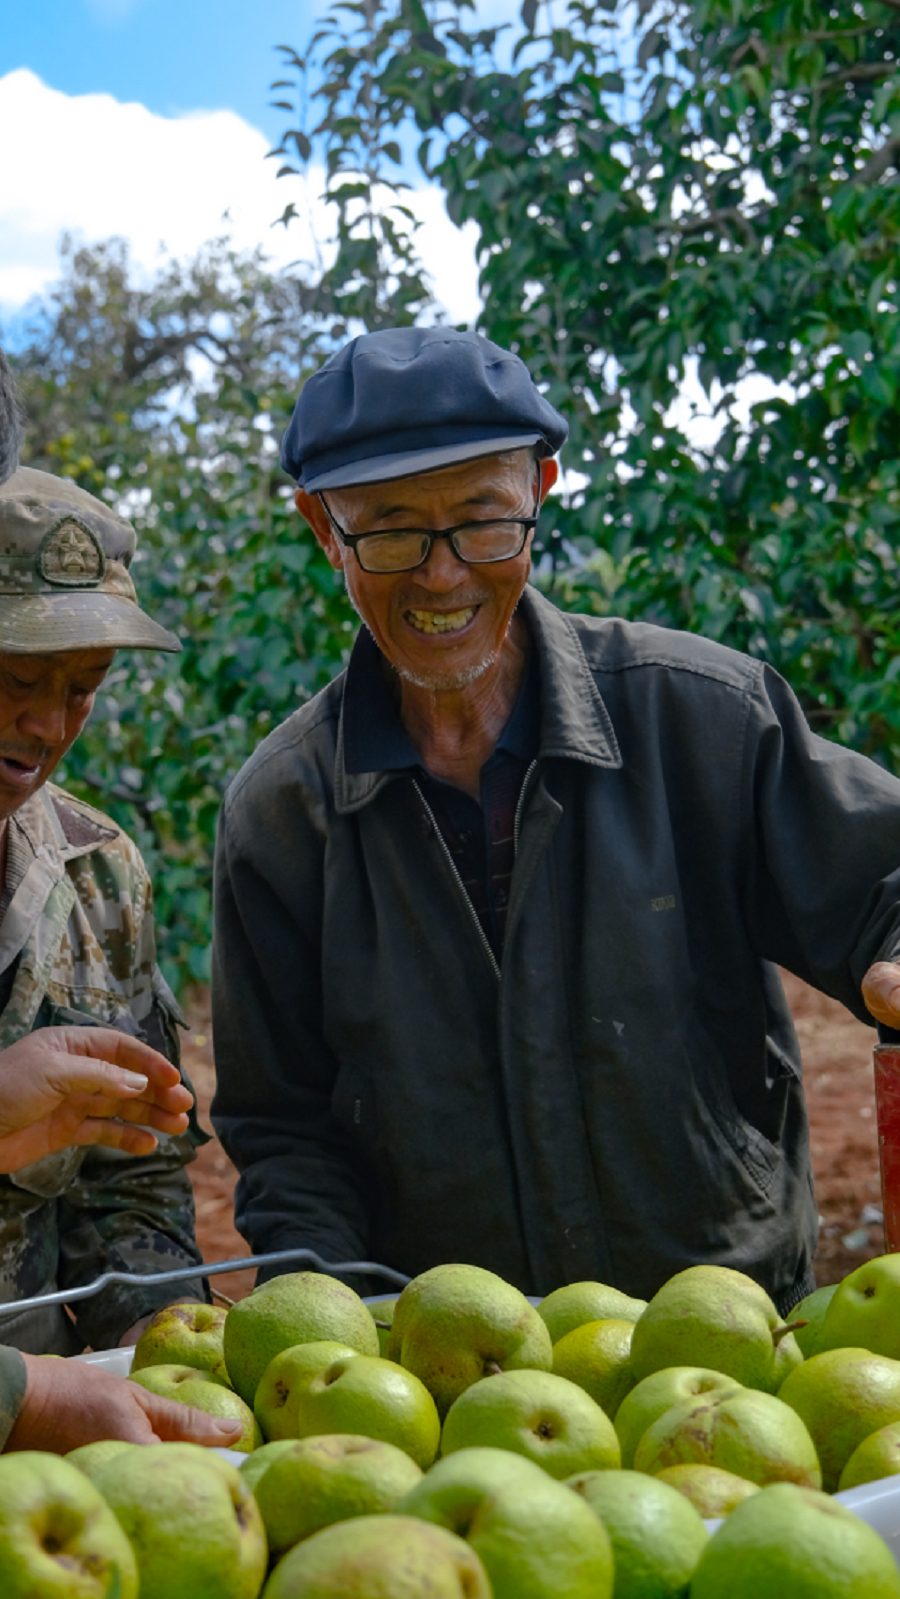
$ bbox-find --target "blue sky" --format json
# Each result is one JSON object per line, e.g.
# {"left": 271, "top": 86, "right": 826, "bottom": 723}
{"left": 3, "top": 0, "right": 314, "bottom": 141}
{"left": 0, "top": 0, "right": 493, "bottom": 325}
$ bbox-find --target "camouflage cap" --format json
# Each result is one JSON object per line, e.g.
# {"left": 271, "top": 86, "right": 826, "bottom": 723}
{"left": 0, "top": 468, "right": 180, "bottom": 654}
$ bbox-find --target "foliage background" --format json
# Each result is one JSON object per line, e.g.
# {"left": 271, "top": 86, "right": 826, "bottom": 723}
{"left": 9, "top": 0, "right": 900, "bottom": 989}
{"left": 12, "top": 239, "right": 357, "bottom": 985}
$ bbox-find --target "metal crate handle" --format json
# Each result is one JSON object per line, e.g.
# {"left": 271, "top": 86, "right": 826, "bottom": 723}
{"left": 0, "top": 1247, "right": 411, "bottom": 1319}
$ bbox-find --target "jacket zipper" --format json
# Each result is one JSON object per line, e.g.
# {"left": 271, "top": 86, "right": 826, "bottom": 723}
{"left": 514, "top": 759, "right": 539, "bottom": 859}
{"left": 413, "top": 780, "right": 501, "bottom": 982}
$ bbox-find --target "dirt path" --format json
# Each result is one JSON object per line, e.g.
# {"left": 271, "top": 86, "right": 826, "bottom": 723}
{"left": 183, "top": 974, "right": 887, "bottom": 1302}
{"left": 783, "top": 972, "right": 885, "bottom": 1283}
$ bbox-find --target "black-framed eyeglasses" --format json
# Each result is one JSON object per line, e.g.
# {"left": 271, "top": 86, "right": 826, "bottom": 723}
{"left": 319, "top": 492, "right": 540, "bottom": 575}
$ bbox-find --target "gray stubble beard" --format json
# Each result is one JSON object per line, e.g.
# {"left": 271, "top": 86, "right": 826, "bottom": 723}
{"left": 393, "top": 650, "right": 500, "bottom": 692}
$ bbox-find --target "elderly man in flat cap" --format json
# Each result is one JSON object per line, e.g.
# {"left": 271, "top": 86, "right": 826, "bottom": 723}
{"left": 213, "top": 326, "right": 900, "bottom": 1315}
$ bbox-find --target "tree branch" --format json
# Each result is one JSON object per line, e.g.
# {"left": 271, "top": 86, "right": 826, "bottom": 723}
{"left": 729, "top": 35, "right": 768, "bottom": 70}
{"left": 670, "top": 205, "right": 762, "bottom": 245}
{"left": 811, "top": 22, "right": 888, "bottom": 38}
{"left": 851, "top": 132, "right": 900, "bottom": 183}
{"left": 826, "top": 60, "right": 897, "bottom": 82}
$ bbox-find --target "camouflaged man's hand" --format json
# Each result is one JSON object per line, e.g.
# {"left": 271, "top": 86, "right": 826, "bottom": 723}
{"left": 0, "top": 1027, "right": 192, "bottom": 1173}
{"left": 6, "top": 1354, "right": 242, "bottom": 1452}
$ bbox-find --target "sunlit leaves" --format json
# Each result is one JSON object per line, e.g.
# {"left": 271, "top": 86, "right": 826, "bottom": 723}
{"left": 269, "top": 0, "right": 900, "bottom": 770}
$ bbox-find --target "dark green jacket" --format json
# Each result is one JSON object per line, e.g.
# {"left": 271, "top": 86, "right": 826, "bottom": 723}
{"left": 212, "top": 588, "right": 900, "bottom": 1313}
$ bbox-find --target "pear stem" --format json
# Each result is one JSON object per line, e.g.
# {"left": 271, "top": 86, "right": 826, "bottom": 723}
{"left": 211, "top": 1288, "right": 236, "bottom": 1308}
{"left": 373, "top": 1319, "right": 392, "bottom": 1330}
{"left": 772, "top": 1318, "right": 808, "bottom": 1346}
{"left": 485, "top": 1361, "right": 503, "bottom": 1376}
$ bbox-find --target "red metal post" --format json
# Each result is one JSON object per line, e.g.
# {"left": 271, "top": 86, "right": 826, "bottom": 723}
{"left": 874, "top": 1046, "right": 900, "bottom": 1255}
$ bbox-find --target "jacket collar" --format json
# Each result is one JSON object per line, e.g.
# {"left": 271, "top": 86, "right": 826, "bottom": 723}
{"left": 519, "top": 586, "right": 621, "bottom": 770}
{"left": 334, "top": 585, "right": 621, "bottom": 814}
{"left": 10, "top": 785, "right": 118, "bottom": 871}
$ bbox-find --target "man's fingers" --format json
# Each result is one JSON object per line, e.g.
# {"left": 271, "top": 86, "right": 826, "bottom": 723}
{"left": 862, "top": 960, "right": 900, "bottom": 1026}
{"left": 71, "top": 1118, "right": 160, "bottom": 1155}
{"left": 59, "top": 1028, "right": 182, "bottom": 1087}
{"left": 135, "top": 1386, "right": 243, "bottom": 1445}
{"left": 47, "top": 1056, "right": 193, "bottom": 1112}
{"left": 74, "top": 1088, "right": 191, "bottom": 1128}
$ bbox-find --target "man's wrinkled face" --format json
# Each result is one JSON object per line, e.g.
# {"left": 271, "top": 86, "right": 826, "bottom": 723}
{"left": 299, "top": 451, "right": 557, "bottom": 692}
{"left": 0, "top": 647, "right": 115, "bottom": 821}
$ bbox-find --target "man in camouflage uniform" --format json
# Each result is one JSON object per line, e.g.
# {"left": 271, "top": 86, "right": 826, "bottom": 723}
{"left": 0, "top": 464, "right": 208, "bottom": 1355}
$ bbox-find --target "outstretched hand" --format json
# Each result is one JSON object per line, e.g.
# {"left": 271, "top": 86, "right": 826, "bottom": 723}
{"left": 5, "top": 1353, "right": 242, "bottom": 1453}
{"left": 0, "top": 1027, "right": 193, "bottom": 1174}
{"left": 862, "top": 960, "right": 900, "bottom": 1032}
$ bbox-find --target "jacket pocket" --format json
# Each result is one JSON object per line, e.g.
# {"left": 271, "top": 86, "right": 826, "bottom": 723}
{"left": 683, "top": 1014, "right": 782, "bottom": 1195}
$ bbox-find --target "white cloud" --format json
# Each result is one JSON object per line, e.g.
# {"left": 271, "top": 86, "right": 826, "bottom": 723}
{"left": 0, "top": 68, "right": 482, "bottom": 326}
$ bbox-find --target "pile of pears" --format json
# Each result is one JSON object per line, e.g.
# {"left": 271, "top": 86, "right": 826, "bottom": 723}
{"left": 16, "top": 1253, "right": 900, "bottom": 1598}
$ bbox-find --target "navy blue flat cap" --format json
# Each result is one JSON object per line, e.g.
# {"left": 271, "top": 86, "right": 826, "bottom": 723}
{"left": 281, "top": 327, "right": 568, "bottom": 491}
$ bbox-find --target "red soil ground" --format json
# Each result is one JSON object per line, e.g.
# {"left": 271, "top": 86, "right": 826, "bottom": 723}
{"left": 183, "top": 972, "right": 886, "bottom": 1305}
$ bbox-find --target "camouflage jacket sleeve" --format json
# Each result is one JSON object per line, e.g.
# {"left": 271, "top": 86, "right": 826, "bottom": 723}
{"left": 0, "top": 1345, "right": 26, "bottom": 1450}
{"left": 54, "top": 904, "right": 210, "bottom": 1351}
{"left": 0, "top": 789, "right": 211, "bottom": 1350}
{"left": 56, "top": 1129, "right": 209, "bottom": 1349}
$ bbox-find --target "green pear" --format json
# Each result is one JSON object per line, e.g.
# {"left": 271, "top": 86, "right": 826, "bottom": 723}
{"left": 614, "top": 1366, "right": 742, "bottom": 1468}
{"left": 128, "top": 1364, "right": 262, "bottom": 1451}
{"left": 633, "top": 1386, "right": 821, "bottom": 1489}
{"left": 257, "top": 1348, "right": 440, "bottom": 1468}
{"left": 90, "top": 1440, "right": 267, "bottom": 1599}
{"left": 689, "top": 1483, "right": 900, "bottom": 1599}
{"left": 367, "top": 1298, "right": 397, "bottom": 1358}
{"left": 238, "top": 1438, "right": 300, "bottom": 1497}
{"left": 792, "top": 1284, "right": 839, "bottom": 1358}
{"left": 396, "top": 1444, "right": 614, "bottom": 1598}
{"left": 253, "top": 1433, "right": 422, "bottom": 1558}
{"left": 441, "top": 1368, "right": 620, "bottom": 1479}
{"left": 567, "top": 1467, "right": 708, "bottom": 1596}
{"left": 0, "top": 1451, "right": 138, "bottom": 1599}
{"left": 839, "top": 1418, "right": 900, "bottom": 1491}
{"left": 770, "top": 1322, "right": 805, "bottom": 1388}
{"left": 66, "top": 1438, "right": 137, "bottom": 1476}
{"left": 261, "top": 1514, "right": 492, "bottom": 1598}
{"left": 551, "top": 1317, "right": 636, "bottom": 1418}
{"left": 131, "top": 1300, "right": 231, "bottom": 1384}
{"left": 779, "top": 1345, "right": 900, "bottom": 1491}
{"left": 224, "top": 1272, "right": 379, "bottom": 1405}
{"left": 253, "top": 1340, "right": 362, "bottom": 1438}
{"left": 538, "top": 1281, "right": 647, "bottom": 1344}
{"left": 816, "top": 1254, "right": 900, "bottom": 1360}
{"left": 387, "top": 1263, "right": 553, "bottom": 1419}
{"left": 654, "top": 1463, "right": 760, "bottom": 1517}
{"left": 629, "top": 1265, "right": 804, "bottom": 1393}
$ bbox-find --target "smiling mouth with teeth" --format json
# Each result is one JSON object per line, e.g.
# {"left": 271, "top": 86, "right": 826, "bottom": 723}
{"left": 406, "top": 607, "right": 477, "bottom": 635}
